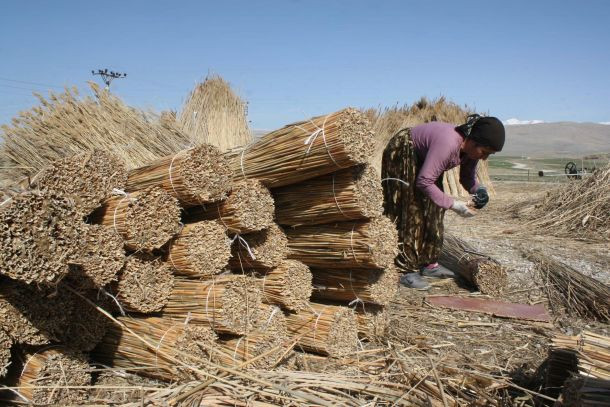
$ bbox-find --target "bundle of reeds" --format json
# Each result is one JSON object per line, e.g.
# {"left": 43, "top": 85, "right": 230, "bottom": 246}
{"left": 67, "top": 224, "right": 124, "bottom": 290}
{"left": 552, "top": 331, "right": 610, "bottom": 380}
{"left": 15, "top": 347, "right": 91, "bottom": 404}
{"left": 229, "top": 223, "right": 288, "bottom": 270}
{"left": 0, "top": 191, "right": 85, "bottom": 285}
{"left": 558, "top": 376, "right": 610, "bottom": 407}
{"left": 31, "top": 150, "right": 127, "bottom": 216}
{"left": 311, "top": 266, "right": 399, "bottom": 306}
{"left": 439, "top": 234, "right": 508, "bottom": 296}
{"left": 0, "top": 284, "right": 54, "bottom": 346}
{"left": 253, "top": 260, "right": 312, "bottom": 312}
{"left": 0, "top": 329, "right": 11, "bottom": 378}
{"left": 353, "top": 303, "right": 389, "bottom": 340}
{"left": 227, "top": 108, "right": 374, "bottom": 188}
{"left": 285, "top": 302, "right": 358, "bottom": 357}
{"left": 178, "top": 75, "right": 252, "bottom": 152}
{"left": 184, "top": 179, "right": 274, "bottom": 233}
{"left": 163, "top": 275, "right": 262, "bottom": 335}
{"left": 91, "top": 187, "right": 181, "bottom": 252}
{"left": 167, "top": 220, "right": 231, "bottom": 278}
{"left": 93, "top": 316, "right": 217, "bottom": 382}
{"left": 273, "top": 164, "right": 383, "bottom": 226}
{"left": 126, "top": 144, "right": 232, "bottom": 207}
{"left": 286, "top": 216, "right": 398, "bottom": 269}
{"left": 90, "top": 371, "right": 163, "bottom": 405}
{"left": 115, "top": 255, "right": 174, "bottom": 314}
{"left": 526, "top": 250, "right": 610, "bottom": 321}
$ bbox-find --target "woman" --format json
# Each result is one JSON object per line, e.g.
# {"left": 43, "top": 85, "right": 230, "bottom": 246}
{"left": 381, "top": 114, "right": 505, "bottom": 288}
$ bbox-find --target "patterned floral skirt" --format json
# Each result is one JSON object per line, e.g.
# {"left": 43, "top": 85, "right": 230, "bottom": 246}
{"left": 381, "top": 128, "right": 445, "bottom": 273}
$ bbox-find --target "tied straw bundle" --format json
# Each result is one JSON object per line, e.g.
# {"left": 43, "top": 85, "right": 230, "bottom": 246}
{"left": 273, "top": 164, "right": 383, "bottom": 226}
{"left": 253, "top": 260, "right": 312, "bottom": 312}
{"left": 551, "top": 331, "right": 610, "bottom": 380}
{"left": 311, "top": 266, "right": 399, "bottom": 306}
{"left": 15, "top": 347, "right": 91, "bottom": 405}
{"left": 184, "top": 179, "right": 275, "bottom": 234}
{"left": 557, "top": 376, "right": 610, "bottom": 407}
{"left": 353, "top": 303, "right": 389, "bottom": 340}
{"left": 286, "top": 216, "right": 398, "bottom": 270}
{"left": 285, "top": 302, "right": 358, "bottom": 357}
{"left": 126, "top": 144, "right": 232, "bottom": 207}
{"left": 93, "top": 316, "right": 217, "bottom": 383}
{"left": 167, "top": 220, "right": 231, "bottom": 278}
{"left": 229, "top": 223, "right": 288, "bottom": 270}
{"left": 227, "top": 108, "right": 374, "bottom": 188}
{"left": 163, "top": 275, "right": 262, "bottom": 335}
{"left": 91, "top": 187, "right": 181, "bottom": 252}
{"left": 0, "top": 329, "right": 11, "bottom": 378}
{"left": 439, "top": 234, "right": 508, "bottom": 297}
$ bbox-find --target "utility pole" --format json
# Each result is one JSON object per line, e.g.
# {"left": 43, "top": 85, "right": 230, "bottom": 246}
{"left": 91, "top": 69, "right": 127, "bottom": 90}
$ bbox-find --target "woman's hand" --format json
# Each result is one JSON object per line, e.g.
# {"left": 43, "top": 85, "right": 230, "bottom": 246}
{"left": 451, "top": 200, "right": 476, "bottom": 217}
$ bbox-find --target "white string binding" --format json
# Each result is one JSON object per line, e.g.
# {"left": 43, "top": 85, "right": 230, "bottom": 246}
{"left": 155, "top": 325, "right": 177, "bottom": 367}
{"left": 230, "top": 234, "right": 257, "bottom": 260}
{"left": 100, "top": 288, "right": 126, "bottom": 317}
{"left": 311, "top": 306, "right": 325, "bottom": 342}
{"left": 381, "top": 178, "right": 410, "bottom": 188}
{"left": 349, "top": 224, "right": 358, "bottom": 262}
{"left": 331, "top": 173, "right": 350, "bottom": 219}
{"left": 296, "top": 115, "right": 341, "bottom": 168}
{"left": 232, "top": 336, "right": 245, "bottom": 366}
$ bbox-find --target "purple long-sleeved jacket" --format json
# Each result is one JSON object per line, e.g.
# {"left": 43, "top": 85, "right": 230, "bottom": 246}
{"left": 410, "top": 122, "right": 479, "bottom": 209}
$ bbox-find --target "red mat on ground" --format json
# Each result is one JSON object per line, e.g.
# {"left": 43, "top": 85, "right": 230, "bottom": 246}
{"left": 426, "top": 295, "right": 551, "bottom": 322}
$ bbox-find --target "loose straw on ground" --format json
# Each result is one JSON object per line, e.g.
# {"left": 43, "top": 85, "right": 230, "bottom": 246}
{"left": 253, "top": 260, "right": 312, "bottom": 312}
{"left": 353, "top": 303, "right": 389, "bottom": 340}
{"left": 163, "top": 275, "right": 262, "bottom": 335}
{"left": 285, "top": 302, "right": 358, "bottom": 357}
{"left": 226, "top": 108, "right": 374, "bottom": 188}
{"left": 311, "top": 266, "right": 399, "bottom": 306}
{"left": 439, "top": 234, "right": 508, "bottom": 297}
{"left": 273, "top": 164, "right": 383, "bottom": 226}
{"left": 286, "top": 216, "right": 398, "bottom": 269}
{"left": 184, "top": 179, "right": 274, "bottom": 233}
{"left": 91, "top": 187, "right": 181, "bottom": 252}
{"left": 229, "top": 223, "right": 288, "bottom": 270}
{"left": 115, "top": 255, "right": 174, "bottom": 314}
{"left": 167, "top": 220, "right": 231, "bottom": 278}
{"left": 0, "top": 191, "right": 85, "bottom": 285}
{"left": 93, "top": 316, "right": 217, "bottom": 382}
{"left": 126, "top": 144, "right": 232, "bottom": 207}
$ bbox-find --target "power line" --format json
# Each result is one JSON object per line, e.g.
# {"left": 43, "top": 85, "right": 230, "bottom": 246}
{"left": 0, "top": 76, "right": 64, "bottom": 89}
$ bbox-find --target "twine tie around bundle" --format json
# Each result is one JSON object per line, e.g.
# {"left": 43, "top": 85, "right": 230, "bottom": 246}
{"left": 381, "top": 178, "right": 410, "bottom": 188}
{"left": 331, "top": 173, "right": 350, "bottom": 219}
{"left": 155, "top": 325, "right": 178, "bottom": 367}
{"left": 204, "top": 279, "right": 217, "bottom": 329}
{"left": 347, "top": 270, "right": 365, "bottom": 310}
{"left": 296, "top": 115, "right": 341, "bottom": 168}
{"left": 230, "top": 234, "right": 257, "bottom": 261}
{"left": 232, "top": 336, "right": 245, "bottom": 366}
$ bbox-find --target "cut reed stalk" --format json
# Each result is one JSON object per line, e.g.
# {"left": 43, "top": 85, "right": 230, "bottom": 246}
{"left": 311, "top": 266, "right": 399, "bottom": 306}
{"left": 93, "top": 316, "right": 217, "bottom": 382}
{"left": 286, "top": 216, "right": 398, "bottom": 269}
{"left": 163, "top": 275, "right": 262, "bottom": 335}
{"left": 551, "top": 331, "right": 610, "bottom": 380}
{"left": 284, "top": 302, "right": 358, "bottom": 357}
{"left": 273, "top": 164, "right": 383, "bottom": 226}
{"left": 0, "top": 191, "right": 85, "bottom": 285}
{"left": 353, "top": 303, "right": 389, "bottom": 340}
{"left": 167, "top": 220, "right": 231, "bottom": 278}
{"left": 16, "top": 347, "right": 91, "bottom": 405}
{"left": 126, "top": 144, "right": 232, "bottom": 207}
{"left": 252, "top": 260, "right": 312, "bottom": 312}
{"left": 183, "top": 179, "right": 274, "bottom": 233}
{"left": 558, "top": 376, "right": 610, "bottom": 407}
{"left": 226, "top": 108, "right": 374, "bottom": 187}
{"left": 90, "top": 187, "right": 181, "bottom": 252}
{"left": 115, "top": 255, "right": 174, "bottom": 314}
{"left": 439, "top": 234, "right": 508, "bottom": 296}
{"left": 0, "top": 329, "right": 11, "bottom": 378}
{"left": 229, "top": 223, "right": 288, "bottom": 270}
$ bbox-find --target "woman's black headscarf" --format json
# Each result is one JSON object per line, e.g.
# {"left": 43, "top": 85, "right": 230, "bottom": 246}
{"left": 455, "top": 114, "right": 505, "bottom": 152}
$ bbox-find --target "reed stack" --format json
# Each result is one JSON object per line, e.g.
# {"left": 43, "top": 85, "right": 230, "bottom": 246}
{"left": 167, "top": 220, "right": 231, "bottom": 278}
{"left": 253, "top": 260, "right": 312, "bottom": 312}
{"left": 184, "top": 179, "right": 275, "bottom": 233}
{"left": 286, "top": 216, "right": 398, "bottom": 269}
{"left": 227, "top": 108, "right": 374, "bottom": 187}
{"left": 229, "top": 223, "right": 288, "bottom": 270}
{"left": 91, "top": 187, "right": 181, "bottom": 252}
{"left": 273, "top": 164, "right": 383, "bottom": 226}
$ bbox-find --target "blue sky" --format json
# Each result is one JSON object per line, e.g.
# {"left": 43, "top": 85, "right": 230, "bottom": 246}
{"left": 1, "top": 0, "right": 609, "bottom": 130}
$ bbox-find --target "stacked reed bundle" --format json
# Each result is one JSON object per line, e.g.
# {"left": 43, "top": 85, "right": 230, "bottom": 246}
{"left": 227, "top": 108, "right": 374, "bottom": 187}
{"left": 184, "top": 179, "right": 274, "bottom": 233}
{"left": 163, "top": 275, "right": 262, "bottom": 335}
{"left": 91, "top": 187, "right": 181, "bottom": 252}
{"left": 93, "top": 316, "right": 217, "bottom": 382}
{"left": 526, "top": 250, "right": 610, "bottom": 321}
{"left": 0, "top": 191, "right": 85, "bottom": 285}
{"left": 439, "top": 234, "right": 508, "bottom": 296}
{"left": 0, "top": 284, "right": 54, "bottom": 346}
{"left": 253, "top": 260, "right": 312, "bottom": 312}
{"left": 273, "top": 164, "right": 383, "bottom": 226}
{"left": 557, "top": 376, "right": 610, "bottom": 407}
{"left": 353, "top": 304, "right": 389, "bottom": 340}
{"left": 285, "top": 302, "right": 358, "bottom": 357}
{"left": 229, "top": 223, "right": 288, "bottom": 270}
{"left": 15, "top": 347, "right": 91, "bottom": 405}
{"left": 32, "top": 150, "right": 127, "bottom": 216}
{"left": 552, "top": 331, "right": 610, "bottom": 380}
{"left": 126, "top": 144, "right": 232, "bottom": 207}
{"left": 67, "top": 224, "right": 124, "bottom": 290}
{"left": 311, "top": 266, "right": 399, "bottom": 306}
{"left": 167, "top": 220, "right": 231, "bottom": 278}
{"left": 115, "top": 255, "right": 174, "bottom": 314}
{"left": 0, "top": 329, "right": 11, "bottom": 378}
{"left": 286, "top": 216, "right": 398, "bottom": 269}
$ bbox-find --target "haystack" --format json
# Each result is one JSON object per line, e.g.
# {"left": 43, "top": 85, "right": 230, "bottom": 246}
{"left": 254, "top": 260, "right": 312, "bottom": 312}
{"left": 229, "top": 223, "right": 288, "bottom": 270}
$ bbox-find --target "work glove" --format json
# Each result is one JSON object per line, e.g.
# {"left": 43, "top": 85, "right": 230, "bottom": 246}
{"left": 451, "top": 200, "right": 476, "bottom": 218}
{"left": 472, "top": 186, "right": 489, "bottom": 209}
